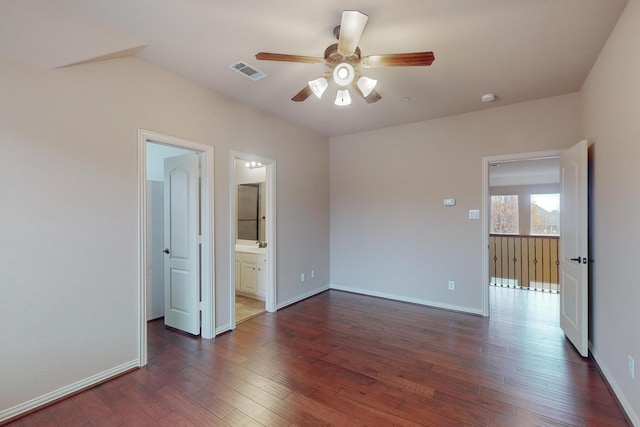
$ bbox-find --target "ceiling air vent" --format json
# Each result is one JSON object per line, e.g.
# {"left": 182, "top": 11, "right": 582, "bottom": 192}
{"left": 228, "top": 61, "right": 267, "bottom": 81}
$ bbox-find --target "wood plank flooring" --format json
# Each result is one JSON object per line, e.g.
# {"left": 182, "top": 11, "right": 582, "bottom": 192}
{"left": 5, "top": 287, "right": 630, "bottom": 426}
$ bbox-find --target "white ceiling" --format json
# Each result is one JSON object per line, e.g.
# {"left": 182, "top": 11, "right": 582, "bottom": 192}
{"left": 0, "top": 0, "right": 628, "bottom": 138}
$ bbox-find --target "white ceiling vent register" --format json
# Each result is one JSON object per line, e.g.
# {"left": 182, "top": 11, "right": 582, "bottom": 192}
{"left": 228, "top": 61, "right": 267, "bottom": 81}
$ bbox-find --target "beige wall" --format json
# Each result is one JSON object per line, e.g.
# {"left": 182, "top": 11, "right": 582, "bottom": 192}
{"left": 0, "top": 55, "right": 329, "bottom": 416}
{"left": 580, "top": 0, "right": 640, "bottom": 422}
{"left": 330, "top": 93, "right": 581, "bottom": 313}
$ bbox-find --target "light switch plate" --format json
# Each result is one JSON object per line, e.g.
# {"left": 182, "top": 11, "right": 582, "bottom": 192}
{"left": 443, "top": 198, "right": 456, "bottom": 206}
{"left": 468, "top": 209, "right": 480, "bottom": 219}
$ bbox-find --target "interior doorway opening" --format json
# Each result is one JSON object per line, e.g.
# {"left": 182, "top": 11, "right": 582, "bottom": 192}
{"left": 137, "top": 130, "right": 215, "bottom": 366}
{"left": 230, "top": 151, "right": 277, "bottom": 329}
{"left": 481, "top": 150, "right": 563, "bottom": 316}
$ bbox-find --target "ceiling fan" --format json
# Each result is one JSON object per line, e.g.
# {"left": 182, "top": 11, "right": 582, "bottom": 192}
{"left": 255, "top": 10, "right": 435, "bottom": 106}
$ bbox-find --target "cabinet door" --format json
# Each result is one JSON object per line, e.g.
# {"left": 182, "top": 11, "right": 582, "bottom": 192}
{"left": 256, "top": 255, "right": 267, "bottom": 297}
{"left": 241, "top": 263, "right": 257, "bottom": 293}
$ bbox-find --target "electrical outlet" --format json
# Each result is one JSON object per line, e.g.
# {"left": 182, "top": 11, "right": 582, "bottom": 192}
{"left": 311, "top": 269, "right": 315, "bottom": 278}
{"left": 629, "top": 356, "right": 635, "bottom": 380}
{"left": 448, "top": 281, "right": 455, "bottom": 291}
{"left": 300, "top": 273, "right": 305, "bottom": 283}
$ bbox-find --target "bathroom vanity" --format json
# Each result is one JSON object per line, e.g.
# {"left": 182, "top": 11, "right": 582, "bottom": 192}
{"left": 235, "top": 244, "right": 267, "bottom": 300}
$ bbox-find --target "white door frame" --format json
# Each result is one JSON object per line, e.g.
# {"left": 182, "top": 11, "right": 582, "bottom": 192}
{"left": 229, "top": 150, "right": 277, "bottom": 328}
{"left": 481, "top": 149, "right": 563, "bottom": 316}
{"left": 137, "top": 129, "right": 215, "bottom": 366}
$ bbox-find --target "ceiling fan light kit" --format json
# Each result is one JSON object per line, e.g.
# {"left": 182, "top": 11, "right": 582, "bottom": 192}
{"left": 255, "top": 10, "right": 434, "bottom": 106}
{"left": 333, "top": 63, "right": 355, "bottom": 86}
{"left": 357, "top": 76, "right": 377, "bottom": 97}
{"left": 335, "top": 89, "right": 352, "bottom": 106}
{"left": 309, "top": 76, "right": 329, "bottom": 98}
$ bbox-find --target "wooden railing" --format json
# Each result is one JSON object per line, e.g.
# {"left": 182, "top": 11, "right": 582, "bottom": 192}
{"left": 489, "top": 234, "right": 560, "bottom": 292}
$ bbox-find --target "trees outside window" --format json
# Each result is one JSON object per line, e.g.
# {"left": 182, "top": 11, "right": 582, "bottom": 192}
{"left": 531, "top": 193, "right": 560, "bottom": 235}
{"left": 491, "top": 195, "right": 519, "bottom": 234}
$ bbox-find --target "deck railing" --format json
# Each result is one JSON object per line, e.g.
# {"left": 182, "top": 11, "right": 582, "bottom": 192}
{"left": 489, "top": 234, "right": 560, "bottom": 292}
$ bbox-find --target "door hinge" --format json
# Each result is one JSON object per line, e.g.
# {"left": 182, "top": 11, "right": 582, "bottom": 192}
{"left": 198, "top": 301, "right": 203, "bottom": 311}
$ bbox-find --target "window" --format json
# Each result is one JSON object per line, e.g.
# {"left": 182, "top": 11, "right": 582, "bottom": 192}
{"left": 491, "top": 195, "right": 519, "bottom": 234}
{"left": 531, "top": 193, "right": 560, "bottom": 235}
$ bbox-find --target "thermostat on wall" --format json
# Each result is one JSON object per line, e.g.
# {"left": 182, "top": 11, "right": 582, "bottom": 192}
{"left": 443, "top": 198, "right": 456, "bottom": 206}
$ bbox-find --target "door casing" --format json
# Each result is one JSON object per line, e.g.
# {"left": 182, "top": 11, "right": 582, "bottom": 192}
{"left": 137, "top": 129, "right": 215, "bottom": 366}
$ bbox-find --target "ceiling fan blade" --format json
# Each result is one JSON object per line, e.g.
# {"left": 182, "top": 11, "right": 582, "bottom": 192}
{"left": 361, "top": 51, "right": 435, "bottom": 68}
{"left": 256, "top": 52, "right": 324, "bottom": 64}
{"left": 337, "top": 11, "right": 368, "bottom": 56}
{"left": 292, "top": 85, "right": 313, "bottom": 102}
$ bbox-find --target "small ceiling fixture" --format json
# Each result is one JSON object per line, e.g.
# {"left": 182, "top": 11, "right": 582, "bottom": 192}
{"left": 481, "top": 93, "right": 496, "bottom": 103}
{"left": 245, "top": 161, "right": 264, "bottom": 169}
{"left": 255, "top": 10, "right": 435, "bottom": 106}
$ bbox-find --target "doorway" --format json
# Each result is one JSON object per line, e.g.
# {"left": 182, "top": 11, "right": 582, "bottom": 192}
{"left": 481, "top": 149, "right": 563, "bottom": 316}
{"left": 230, "top": 151, "right": 276, "bottom": 328}
{"left": 137, "top": 130, "right": 215, "bottom": 366}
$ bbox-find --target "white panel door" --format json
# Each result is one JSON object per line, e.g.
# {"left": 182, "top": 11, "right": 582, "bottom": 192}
{"left": 560, "top": 140, "right": 589, "bottom": 357}
{"left": 164, "top": 153, "right": 200, "bottom": 335}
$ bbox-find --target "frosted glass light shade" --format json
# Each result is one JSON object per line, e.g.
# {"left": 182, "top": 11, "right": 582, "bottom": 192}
{"left": 335, "top": 89, "right": 352, "bottom": 106}
{"left": 357, "top": 76, "right": 377, "bottom": 97}
{"left": 308, "top": 77, "right": 328, "bottom": 98}
{"left": 333, "top": 63, "right": 355, "bottom": 86}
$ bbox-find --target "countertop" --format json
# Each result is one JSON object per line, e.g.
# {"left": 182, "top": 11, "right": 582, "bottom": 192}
{"left": 235, "top": 244, "right": 267, "bottom": 255}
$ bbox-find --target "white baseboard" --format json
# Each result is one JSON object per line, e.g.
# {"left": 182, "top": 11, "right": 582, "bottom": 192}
{"left": 590, "top": 346, "right": 640, "bottom": 426}
{"left": 0, "top": 359, "right": 139, "bottom": 424}
{"left": 215, "top": 322, "right": 232, "bottom": 335}
{"left": 329, "top": 284, "right": 484, "bottom": 316}
{"left": 277, "top": 285, "right": 330, "bottom": 310}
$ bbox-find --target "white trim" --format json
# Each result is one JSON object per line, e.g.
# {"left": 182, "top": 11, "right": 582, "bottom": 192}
{"left": 590, "top": 346, "right": 640, "bottom": 426}
{"left": 278, "top": 286, "right": 330, "bottom": 310}
{"left": 481, "top": 149, "right": 564, "bottom": 317}
{"left": 330, "top": 284, "right": 483, "bottom": 315}
{"left": 0, "top": 360, "right": 138, "bottom": 423}
{"left": 215, "top": 323, "right": 233, "bottom": 335}
{"left": 229, "top": 151, "right": 277, "bottom": 330}
{"left": 137, "top": 129, "right": 216, "bottom": 367}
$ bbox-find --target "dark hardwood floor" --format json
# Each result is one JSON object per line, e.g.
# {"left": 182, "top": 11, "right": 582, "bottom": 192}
{"left": 5, "top": 287, "right": 630, "bottom": 426}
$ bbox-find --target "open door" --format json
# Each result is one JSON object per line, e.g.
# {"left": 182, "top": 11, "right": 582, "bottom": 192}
{"left": 559, "top": 140, "right": 589, "bottom": 356}
{"left": 163, "top": 153, "right": 200, "bottom": 335}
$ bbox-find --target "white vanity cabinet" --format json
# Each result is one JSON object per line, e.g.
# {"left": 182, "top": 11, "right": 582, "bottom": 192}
{"left": 256, "top": 254, "right": 267, "bottom": 297}
{"left": 234, "top": 258, "right": 241, "bottom": 291}
{"left": 235, "top": 250, "right": 266, "bottom": 300}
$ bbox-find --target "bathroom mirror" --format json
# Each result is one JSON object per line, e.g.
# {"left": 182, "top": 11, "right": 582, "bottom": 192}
{"left": 237, "top": 183, "right": 265, "bottom": 241}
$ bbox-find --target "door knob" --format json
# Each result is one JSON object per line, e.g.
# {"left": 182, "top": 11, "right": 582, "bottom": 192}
{"left": 163, "top": 248, "right": 170, "bottom": 254}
